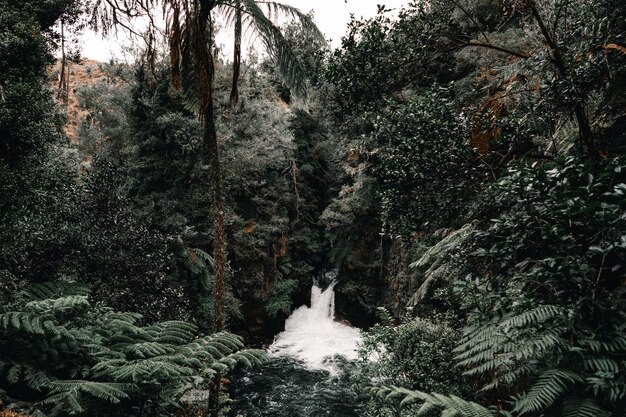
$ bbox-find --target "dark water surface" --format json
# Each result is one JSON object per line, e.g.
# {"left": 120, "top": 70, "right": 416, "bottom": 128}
{"left": 228, "top": 357, "right": 364, "bottom": 417}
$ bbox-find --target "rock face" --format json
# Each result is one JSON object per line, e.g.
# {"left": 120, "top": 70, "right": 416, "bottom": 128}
{"left": 237, "top": 284, "right": 312, "bottom": 347}
{"left": 51, "top": 59, "right": 106, "bottom": 143}
{"left": 334, "top": 283, "right": 378, "bottom": 330}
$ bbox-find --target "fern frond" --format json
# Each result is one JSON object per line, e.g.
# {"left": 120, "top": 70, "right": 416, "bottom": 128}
{"left": 455, "top": 324, "right": 500, "bottom": 353}
{"left": 499, "top": 305, "right": 565, "bottom": 329}
{"left": 371, "top": 385, "right": 495, "bottom": 417}
{"left": 481, "top": 364, "right": 535, "bottom": 391}
{"left": 146, "top": 321, "right": 197, "bottom": 344}
{"left": 581, "top": 335, "right": 626, "bottom": 353}
{"left": 217, "top": 349, "right": 267, "bottom": 369}
{"left": 513, "top": 369, "right": 583, "bottom": 415}
{"left": 121, "top": 341, "right": 177, "bottom": 358}
{"left": 25, "top": 295, "right": 90, "bottom": 315}
{"left": 561, "top": 398, "right": 609, "bottom": 417}
{"left": 93, "top": 358, "right": 194, "bottom": 382}
{"left": 7, "top": 364, "right": 22, "bottom": 384}
{"left": 582, "top": 358, "right": 621, "bottom": 374}
{"left": 39, "top": 380, "right": 136, "bottom": 414}
{"left": 411, "top": 223, "right": 475, "bottom": 270}
{"left": 23, "top": 282, "right": 90, "bottom": 301}
{"left": 184, "top": 247, "right": 214, "bottom": 274}
{"left": 241, "top": 0, "right": 308, "bottom": 97}
{"left": 3, "top": 364, "right": 52, "bottom": 391}
{"left": 0, "top": 312, "right": 55, "bottom": 335}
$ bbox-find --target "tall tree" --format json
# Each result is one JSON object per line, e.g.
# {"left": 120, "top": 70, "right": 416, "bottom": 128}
{"left": 93, "top": 0, "right": 322, "bottom": 331}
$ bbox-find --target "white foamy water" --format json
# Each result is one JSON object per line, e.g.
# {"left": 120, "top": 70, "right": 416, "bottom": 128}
{"left": 268, "top": 280, "right": 362, "bottom": 372}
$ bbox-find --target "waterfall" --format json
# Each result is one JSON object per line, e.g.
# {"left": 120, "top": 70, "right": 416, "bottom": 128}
{"left": 268, "top": 279, "right": 362, "bottom": 372}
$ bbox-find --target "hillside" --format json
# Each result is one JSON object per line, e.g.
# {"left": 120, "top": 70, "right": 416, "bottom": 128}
{"left": 51, "top": 58, "right": 106, "bottom": 142}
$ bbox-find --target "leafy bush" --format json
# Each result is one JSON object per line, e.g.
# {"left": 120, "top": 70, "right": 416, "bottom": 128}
{"left": 374, "top": 89, "right": 485, "bottom": 233}
{"left": 452, "top": 156, "right": 626, "bottom": 415}
{"left": 358, "top": 310, "right": 476, "bottom": 416}
{"left": 370, "top": 156, "right": 626, "bottom": 416}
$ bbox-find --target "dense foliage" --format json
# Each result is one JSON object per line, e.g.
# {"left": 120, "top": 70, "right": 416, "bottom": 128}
{"left": 316, "top": 0, "right": 626, "bottom": 416}
{"left": 1, "top": 0, "right": 625, "bottom": 416}
{"left": 0, "top": 282, "right": 264, "bottom": 416}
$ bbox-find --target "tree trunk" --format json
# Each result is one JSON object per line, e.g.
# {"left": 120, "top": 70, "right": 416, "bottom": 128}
{"left": 58, "top": 19, "right": 67, "bottom": 104}
{"left": 229, "top": 0, "right": 242, "bottom": 107}
{"left": 197, "top": 0, "right": 224, "bottom": 337}
{"left": 196, "top": 1, "right": 225, "bottom": 416}
{"left": 529, "top": 2, "right": 596, "bottom": 156}
{"left": 204, "top": 81, "right": 226, "bottom": 333}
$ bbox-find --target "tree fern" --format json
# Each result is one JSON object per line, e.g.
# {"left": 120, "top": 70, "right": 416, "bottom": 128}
{"left": 0, "top": 281, "right": 267, "bottom": 416}
{"left": 371, "top": 385, "right": 495, "bottom": 417}
{"left": 513, "top": 369, "right": 583, "bottom": 415}
{"left": 38, "top": 380, "right": 136, "bottom": 414}
{"left": 561, "top": 398, "right": 609, "bottom": 417}
{"left": 22, "top": 282, "right": 90, "bottom": 301}
{"left": 409, "top": 222, "right": 475, "bottom": 305}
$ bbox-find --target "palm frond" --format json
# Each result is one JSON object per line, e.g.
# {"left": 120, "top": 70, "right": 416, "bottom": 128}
{"left": 253, "top": 1, "right": 324, "bottom": 42}
{"left": 240, "top": 0, "right": 309, "bottom": 98}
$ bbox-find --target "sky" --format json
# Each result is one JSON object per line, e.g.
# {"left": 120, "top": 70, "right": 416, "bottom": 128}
{"left": 79, "top": 0, "right": 410, "bottom": 61}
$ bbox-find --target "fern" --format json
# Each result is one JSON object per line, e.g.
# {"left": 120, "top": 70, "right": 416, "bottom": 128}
{"left": 2, "top": 364, "right": 52, "bottom": 391}
{"left": 146, "top": 320, "right": 197, "bottom": 344}
{"left": 561, "top": 398, "right": 609, "bottom": 417}
{"left": 411, "top": 223, "right": 476, "bottom": 270}
{"left": 183, "top": 247, "right": 214, "bottom": 275}
{"left": 582, "top": 358, "right": 621, "bottom": 373}
{"left": 93, "top": 358, "right": 196, "bottom": 382}
{"left": 513, "top": 369, "right": 583, "bottom": 415}
{"left": 409, "top": 223, "right": 475, "bottom": 305}
{"left": 0, "top": 312, "right": 60, "bottom": 336}
{"left": 38, "top": 380, "right": 136, "bottom": 414}
{"left": 371, "top": 385, "right": 495, "bottom": 417}
{"left": 215, "top": 349, "right": 266, "bottom": 369}
{"left": 25, "top": 295, "right": 90, "bottom": 315}
{"left": 454, "top": 306, "right": 568, "bottom": 381}
{"left": 119, "top": 341, "right": 176, "bottom": 358}
{"left": 1, "top": 281, "right": 266, "bottom": 416}
{"left": 499, "top": 305, "right": 565, "bottom": 329}
{"left": 22, "top": 282, "right": 90, "bottom": 301}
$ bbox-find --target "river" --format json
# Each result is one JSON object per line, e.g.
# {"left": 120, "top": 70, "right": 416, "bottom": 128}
{"left": 229, "top": 280, "right": 365, "bottom": 416}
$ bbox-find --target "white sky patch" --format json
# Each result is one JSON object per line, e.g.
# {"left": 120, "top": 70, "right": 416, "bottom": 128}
{"left": 78, "top": 0, "right": 410, "bottom": 62}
